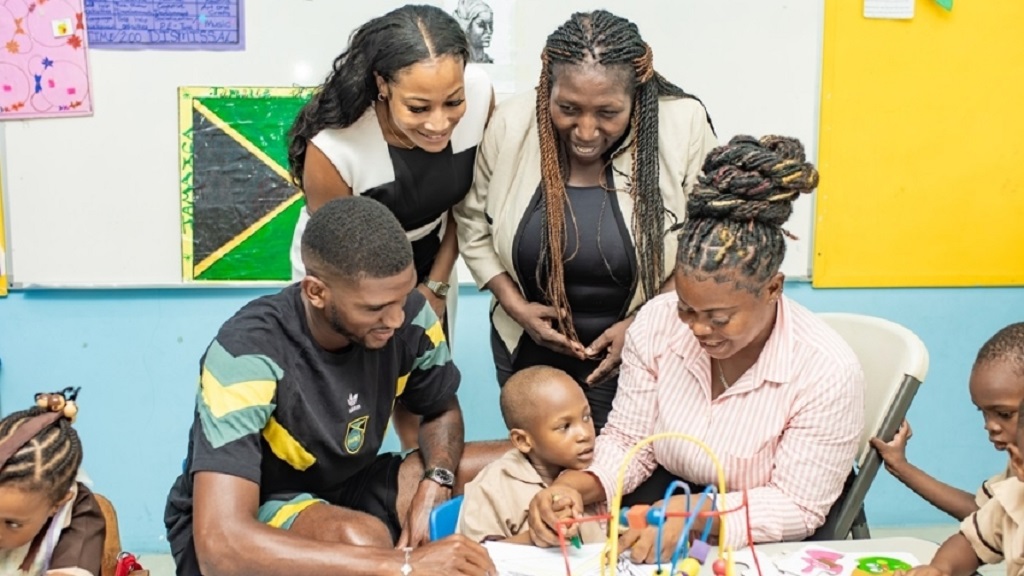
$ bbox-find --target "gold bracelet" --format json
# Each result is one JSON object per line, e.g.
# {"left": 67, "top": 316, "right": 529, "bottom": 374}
{"left": 400, "top": 546, "right": 413, "bottom": 575}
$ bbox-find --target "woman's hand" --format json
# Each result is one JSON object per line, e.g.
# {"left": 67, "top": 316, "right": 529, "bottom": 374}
{"left": 584, "top": 316, "right": 634, "bottom": 386}
{"left": 869, "top": 419, "right": 912, "bottom": 474}
{"left": 508, "top": 302, "right": 585, "bottom": 359}
{"left": 617, "top": 495, "right": 692, "bottom": 564}
{"left": 417, "top": 284, "right": 447, "bottom": 321}
{"left": 527, "top": 486, "right": 584, "bottom": 547}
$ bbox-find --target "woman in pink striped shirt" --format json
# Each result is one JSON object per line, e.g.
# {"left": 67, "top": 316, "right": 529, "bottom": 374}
{"left": 526, "top": 135, "right": 865, "bottom": 560}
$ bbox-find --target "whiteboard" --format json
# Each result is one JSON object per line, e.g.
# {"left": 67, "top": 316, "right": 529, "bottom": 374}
{"left": 2, "top": 0, "right": 823, "bottom": 287}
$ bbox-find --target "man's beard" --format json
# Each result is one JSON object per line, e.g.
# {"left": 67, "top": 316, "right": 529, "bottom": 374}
{"left": 326, "top": 300, "right": 364, "bottom": 347}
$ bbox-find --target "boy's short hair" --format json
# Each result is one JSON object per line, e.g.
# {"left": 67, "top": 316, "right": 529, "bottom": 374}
{"left": 976, "top": 322, "right": 1024, "bottom": 376}
{"left": 499, "top": 366, "right": 573, "bottom": 430}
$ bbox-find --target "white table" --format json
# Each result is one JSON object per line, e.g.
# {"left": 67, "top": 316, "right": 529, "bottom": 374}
{"left": 485, "top": 537, "right": 940, "bottom": 576}
{"left": 754, "top": 537, "right": 938, "bottom": 562}
{"left": 702, "top": 537, "right": 940, "bottom": 576}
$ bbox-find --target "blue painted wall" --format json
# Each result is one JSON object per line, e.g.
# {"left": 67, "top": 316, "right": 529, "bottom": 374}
{"left": 0, "top": 283, "right": 1021, "bottom": 552}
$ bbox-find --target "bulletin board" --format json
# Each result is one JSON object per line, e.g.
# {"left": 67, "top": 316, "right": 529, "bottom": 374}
{"left": 0, "top": 162, "right": 7, "bottom": 297}
{"left": 813, "top": 0, "right": 1024, "bottom": 287}
{"left": 1, "top": 0, "right": 827, "bottom": 287}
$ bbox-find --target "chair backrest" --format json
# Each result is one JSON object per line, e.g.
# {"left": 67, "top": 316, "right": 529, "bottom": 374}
{"left": 812, "top": 313, "right": 929, "bottom": 539}
{"left": 429, "top": 495, "right": 464, "bottom": 541}
{"left": 93, "top": 492, "right": 121, "bottom": 576}
{"left": 820, "top": 313, "right": 929, "bottom": 469}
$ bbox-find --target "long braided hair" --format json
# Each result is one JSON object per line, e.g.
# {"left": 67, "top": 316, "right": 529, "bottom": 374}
{"left": 676, "top": 135, "right": 818, "bottom": 290}
{"left": 536, "top": 10, "right": 711, "bottom": 342}
{"left": 287, "top": 5, "right": 469, "bottom": 188}
{"left": 0, "top": 388, "right": 83, "bottom": 503}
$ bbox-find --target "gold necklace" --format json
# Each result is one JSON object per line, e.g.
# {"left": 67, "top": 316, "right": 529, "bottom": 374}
{"left": 715, "top": 358, "right": 731, "bottom": 390}
{"left": 380, "top": 103, "right": 415, "bottom": 150}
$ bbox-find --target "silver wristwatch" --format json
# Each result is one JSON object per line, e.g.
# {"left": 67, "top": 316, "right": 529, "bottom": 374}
{"left": 422, "top": 466, "right": 455, "bottom": 488}
{"left": 424, "top": 279, "right": 450, "bottom": 298}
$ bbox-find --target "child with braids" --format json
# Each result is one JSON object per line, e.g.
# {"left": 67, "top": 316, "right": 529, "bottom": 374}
{"left": 526, "top": 135, "right": 864, "bottom": 563}
{"left": 872, "top": 323, "right": 1024, "bottom": 521}
{"left": 455, "top": 10, "right": 717, "bottom": 431}
{"left": 0, "top": 388, "right": 105, "bottom": 575}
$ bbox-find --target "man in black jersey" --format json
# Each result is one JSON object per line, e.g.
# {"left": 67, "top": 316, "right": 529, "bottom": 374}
{"left": 165, "top": 197, "right": 497, "bottom": 576}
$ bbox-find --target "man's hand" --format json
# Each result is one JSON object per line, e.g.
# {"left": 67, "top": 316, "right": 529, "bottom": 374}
{"left": 407, "top": 534, "right": 497, "bottom": 575}
{"left": 398, "top": 479, "right": 452, "bottom": 549}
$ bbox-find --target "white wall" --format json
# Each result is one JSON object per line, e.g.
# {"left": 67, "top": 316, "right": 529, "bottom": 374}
{"left": 3, "top": 0, "right": 823, "bottom": 287}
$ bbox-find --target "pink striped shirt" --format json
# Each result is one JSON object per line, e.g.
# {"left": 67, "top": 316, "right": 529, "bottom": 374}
{"left": 588, "top": 293, "right": 864, "bottom": 547}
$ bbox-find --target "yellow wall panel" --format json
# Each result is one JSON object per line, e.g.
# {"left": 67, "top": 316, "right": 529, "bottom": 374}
{"left": 814, "top": 0, "right": 1024, "bottom": 287}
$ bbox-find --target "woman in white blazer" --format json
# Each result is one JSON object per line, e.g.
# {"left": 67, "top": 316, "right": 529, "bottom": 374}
{"left": 455, "top": 10, "right": 717, "bottom": 430}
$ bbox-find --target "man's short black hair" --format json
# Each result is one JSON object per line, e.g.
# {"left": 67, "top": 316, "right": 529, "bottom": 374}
{"left": 300, "top": 197, "right": 413, "bottom": 280}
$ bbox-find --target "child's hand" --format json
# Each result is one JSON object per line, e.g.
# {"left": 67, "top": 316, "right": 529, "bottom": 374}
{"left": 527, "top": 487, "right": 584, "bottom": 547}
{"left": 869, "top": 419, "right": 913, "bottom": 472}
{"left": 895, "top": 565, "right": 949, "bottom": 576}
{"left": 551, "top": 493, "right": 582, "bottom": 540}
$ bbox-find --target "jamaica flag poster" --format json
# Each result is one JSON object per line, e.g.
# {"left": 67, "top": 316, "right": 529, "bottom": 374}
{"left": 179, "top": 86, "right": 313, "bottom": 282}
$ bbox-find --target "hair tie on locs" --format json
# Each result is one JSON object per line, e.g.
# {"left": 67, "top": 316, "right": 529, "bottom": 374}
{"left": 634, "top": 43, "right": 654, "bottom": 84}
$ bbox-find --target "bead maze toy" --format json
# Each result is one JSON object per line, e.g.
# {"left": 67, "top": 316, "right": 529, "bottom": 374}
{"left": 552, "top": 432, "right": 762, "bottom": 576}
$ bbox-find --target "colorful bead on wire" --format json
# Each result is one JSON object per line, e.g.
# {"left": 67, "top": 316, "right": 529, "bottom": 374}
{"left": 552, "top": 432, "right": 761, "bottom": 576}
{"left": 614, "top": 482, "right": 720, "bottom": 576}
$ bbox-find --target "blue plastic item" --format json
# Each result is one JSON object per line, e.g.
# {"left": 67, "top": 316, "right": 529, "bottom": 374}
{"left": 428, "top": 495, "right": 464, "bottom": 541}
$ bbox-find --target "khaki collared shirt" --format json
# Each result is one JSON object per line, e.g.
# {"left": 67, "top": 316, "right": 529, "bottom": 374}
{"left": 961, "top": 477, "right": 1024, "bottom": 576}
{"left": 458, "top": 449, "right": 606, "bottom": 544}
{"left": 976, "top": 464, "right": 1012, "bottom": 508}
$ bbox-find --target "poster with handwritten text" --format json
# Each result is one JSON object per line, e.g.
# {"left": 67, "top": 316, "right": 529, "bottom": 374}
{"left": 0, "top": 0, "right": 93, "bottom": 120}
{"left": 84, "top": 0, "right": 243, "bottom": 50}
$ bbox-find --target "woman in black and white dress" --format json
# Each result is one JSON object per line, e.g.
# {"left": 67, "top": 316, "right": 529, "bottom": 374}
{"left": 288, "top": 4, "right": 493, "bottom": 449}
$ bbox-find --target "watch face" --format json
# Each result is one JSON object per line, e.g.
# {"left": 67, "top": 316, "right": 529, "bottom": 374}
{"left": 429, "top": 468, "right": 455, "bottom": 486}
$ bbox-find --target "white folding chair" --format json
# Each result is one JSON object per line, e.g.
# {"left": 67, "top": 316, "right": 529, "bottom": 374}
{"left": 809, "top": 313, "right": 930, "bottom": 540}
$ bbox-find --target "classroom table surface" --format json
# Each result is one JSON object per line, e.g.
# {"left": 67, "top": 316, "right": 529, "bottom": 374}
{"left": 754, "top": 536, "right": 938, "bottom": 561}
{"left": 753, "top": 532, "right": 937, "bottom": 557}
{"left": 484, "top": 536, "right": 940, "bottom": 576}
{"left": 709, "top": 537, "right": 939, "bottom": 576}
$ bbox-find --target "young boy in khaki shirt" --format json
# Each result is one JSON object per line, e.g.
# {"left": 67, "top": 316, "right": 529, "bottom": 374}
{"left": 902, "top": 396, "right": 1024, "bottom": 576}
{"left": 458, "top": 366, "right": 606, "bottom": 544}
